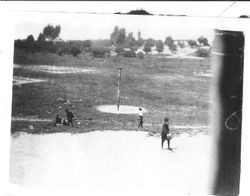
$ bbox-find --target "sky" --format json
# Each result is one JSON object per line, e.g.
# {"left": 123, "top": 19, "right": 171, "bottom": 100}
{"left": 2, "top": 1, "right": 249, "bottom": 43}
{"left": 14, "top": 14, "right": 216, "bottom": 43}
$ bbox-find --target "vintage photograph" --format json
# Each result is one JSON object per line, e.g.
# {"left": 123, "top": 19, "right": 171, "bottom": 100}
{"left": 2, "top": 2, "right": 248, "bottom": 196}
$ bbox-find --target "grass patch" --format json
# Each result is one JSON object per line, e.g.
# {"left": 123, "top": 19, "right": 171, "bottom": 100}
{"left": 11, "top": 50, "right": 211, "bottom": 135}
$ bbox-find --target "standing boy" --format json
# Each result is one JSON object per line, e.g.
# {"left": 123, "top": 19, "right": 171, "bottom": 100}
{"left": 138, "top": 108, "right": 143, "bottom": 128}
{"left": 65, "top": 109, "right": 75, "bottom": 127}
{"left": 161, "top": 117, "right": 172, "bottom": 150}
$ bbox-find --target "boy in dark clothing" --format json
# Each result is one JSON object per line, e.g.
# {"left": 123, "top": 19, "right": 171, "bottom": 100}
{"left": 161, "top": 118, "right": 171, "bottom": 150}
{"left": 65, "top": 109, "right": 75, "bottom": 127}
{"left": 54, "top": 114, "right": 62, "bottom": 126}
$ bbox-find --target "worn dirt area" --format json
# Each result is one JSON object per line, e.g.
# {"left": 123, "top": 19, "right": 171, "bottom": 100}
{"left": 10, "top": 131, "right": 212, "bottom": 195}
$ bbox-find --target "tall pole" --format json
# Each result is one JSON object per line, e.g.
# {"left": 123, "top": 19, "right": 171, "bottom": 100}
{"left": 117, "top": 68, "right": 122, "bottom": 110}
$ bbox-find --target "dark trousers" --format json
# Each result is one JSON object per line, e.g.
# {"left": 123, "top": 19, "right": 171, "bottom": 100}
{"left": 161, "top": 137, "right": 170, "bottom": 149}
{"left": 138, "top": 116, "right": 143, "bottom": 128}
{"left": 67, "top": 119, "right": 73, "bottom": 127}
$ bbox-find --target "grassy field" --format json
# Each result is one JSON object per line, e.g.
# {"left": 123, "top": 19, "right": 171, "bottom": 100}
{"left": 11, "top": 50, "right": 212, "bottom": 135}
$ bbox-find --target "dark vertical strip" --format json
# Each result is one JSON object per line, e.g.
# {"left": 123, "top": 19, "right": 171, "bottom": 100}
{"left": 212, "top": 30, "right": 244, "bottom": 196}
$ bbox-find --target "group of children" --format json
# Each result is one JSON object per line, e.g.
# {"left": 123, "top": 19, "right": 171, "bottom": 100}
{"left": 55, "top": 107, "right": 172, "bottom": 150}
{"left": 54, "top": 109, "right": 76, "bottom": 127}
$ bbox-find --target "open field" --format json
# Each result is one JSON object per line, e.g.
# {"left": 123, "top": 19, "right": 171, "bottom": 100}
{"left": 12, "top": 50, "right": 212, "bottom": 135}
{"left": 10, "top": 50, "right": 213, "bottom": 192}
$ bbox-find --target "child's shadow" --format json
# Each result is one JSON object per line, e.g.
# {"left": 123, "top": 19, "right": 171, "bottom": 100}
{"left": 163, "top": 147, "right": 178, "bottom": 152}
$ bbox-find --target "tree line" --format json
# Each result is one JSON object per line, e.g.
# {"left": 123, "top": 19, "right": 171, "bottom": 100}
{"left": 14, "top": 24, "right": 210, "bottom": 58}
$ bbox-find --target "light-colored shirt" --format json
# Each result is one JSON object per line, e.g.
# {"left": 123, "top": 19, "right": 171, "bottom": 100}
{"left": 138, "top": 110, "right": 143, "bottom": 116}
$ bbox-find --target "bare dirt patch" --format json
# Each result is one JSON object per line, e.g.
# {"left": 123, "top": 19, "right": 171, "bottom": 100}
{"left": 96, "top": 105, "right": 147, "bottom": 114}
{"left": 193, "top": 72, "right": 213, "bottom": 77}
{"left": 13, "top": 76, "right": 48, "bottom": 85}
{"left": 20, "top": 65, "right": 98, "bottom": 74}
{"left": 10, "top": 131, "right": 212, "bottom": 194}
{"left": 12, "top": 116, "right": 52, "bottom": 122}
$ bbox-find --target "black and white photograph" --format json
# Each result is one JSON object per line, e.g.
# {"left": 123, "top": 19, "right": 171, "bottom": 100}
{"left": 0, "top": 2, "right": 250, "bottom": 196}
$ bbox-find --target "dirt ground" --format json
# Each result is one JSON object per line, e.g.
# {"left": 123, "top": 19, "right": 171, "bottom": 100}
{"left": 10, "top": 130, "right": 213, "bottom": 195}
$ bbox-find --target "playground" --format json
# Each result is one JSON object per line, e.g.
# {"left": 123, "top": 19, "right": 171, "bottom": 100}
{"left": 10, "top": 50, "right": 213, "bottom": 194}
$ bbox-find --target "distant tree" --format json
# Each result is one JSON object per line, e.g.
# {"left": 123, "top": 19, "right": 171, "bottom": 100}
{"left": 165, "top": 36, "right": 177, "bottom": 51}
{"left": 43, "top": 24, "right": 61, "bottom": 41}
{"left": 37, "top": 33, "right": 46, "bottom": 42}
{"left": 136, "top": 31, "right": 144, "bottom": 47}
{"left": 156, "top": 40, "right": 164, "bottom": 53}
{"left": 137, "top": 31, "right": 141, "bottom": 40}
{"left": 116, "top": 28, "right": 126, "bottom": 45}
{"left": 110, "top": 26, "right": 119, "bottom": 45}
{"left": 146, "top": 38, "right": 155, "bottom": 47}
{"left": 165, "top": 36, "right": 174, "bottom": 47}
{"left": 137, "top": 38, "right": 144, "bottom": 47}
{"left": 177, "top": 41, "right": 185, "bottom": 48}
{"left": 197, "top": 36, "right": 209, "bottom": 46}
{"left": 35, "top": 33, "right": 47, "bottom": 52}
{"left": 14, "top": 39, "right": 25, "bottom": 50}
{"left": 188, "top": 40, "right": 198, "bottom": 48}
{"left": 110, "top": 26, "right": 126, "bottom": 46}
{"left": 124, "top": 32, "right": 137, "bottom": 49}
{"left": 170, "top": 44, "right": 177, "bottom": 51}
{"left": 25, "top": 34, "right": 35, "bottom": 53}
{"left": 26, "top": 34, "right": 35, "bottom": 43}
{"left": 196, "top": 48, "right": 210, "bottom": 57}
{"left": 71, "top": 46, "right": 81, "bottom": 57}
{"left": 82, "top": 40, "right": 92, "bottom": 48}
{"left": 143, "top": 41, "right": 152, "bottom": 53}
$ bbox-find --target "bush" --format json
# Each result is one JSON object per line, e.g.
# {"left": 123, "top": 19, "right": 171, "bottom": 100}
{"left": 58, "top": 50, "right": 64, "bottom": 56}
{"left": 143, "top": 43, "right": 152, "bottom": 53}
{"left": 71, "top": 46, "right": 81, "bottom": 57}
{"left": 196, "top": 48, "right": 210, "bottom": 57}
{"left": 115, "top": 46, "right": 124, "bottom": 55}
{"left": 188, "top": 40, "right": 198, "bottom": 48}
{"left": 169, "top": 44, "right": 177, "bottom": 51}
{"left": 54, "top": 42, "right": 72, "bottom": 54}
{"left": 92, "top": 47, "right": 110, "bottom": 58}
{"left": 177, "top": 42, "right": 185, "bottom": 48}
{"left": 137, "top": 52, "right": 144, "bottom": 59}
{"left": 121, "top": 50, "right": 136, "bottom": 57}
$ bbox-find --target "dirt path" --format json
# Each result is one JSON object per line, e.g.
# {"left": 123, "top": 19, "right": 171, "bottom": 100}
{"left": 11, "top": 116, "right": 208, "bottom": 130}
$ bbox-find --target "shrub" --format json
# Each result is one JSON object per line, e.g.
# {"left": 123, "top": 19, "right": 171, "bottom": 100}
{"left": 196, "top": 48, "right": 210, "bottom": 57}
{"left": 115, "top": 46, "right": 124, "bottom": 55}
{"left": 58, "top": 50, "right": 64, "bottom": 56}
{"left": 71, "top": 46, "right": 81, "bottom": 57}
{"left": 92, "top": 47, "right": 110, "bottom": 58}
{"left": 121, "top": 50, "right": 136, "bottom": 57}
{"left": 177, "top": 41, "right": 185, "bottom": 48}
{"left": 137, "top": 52, "right": 144, "bottom": 59}
{"left": 143, "top": 42, "right": 152, "bottom": 53}
{"left": 169, "top": 44, "right": 177, "bottom": 51}
{"left": 188, "top": 40, "right": 198, "bottom": 48}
